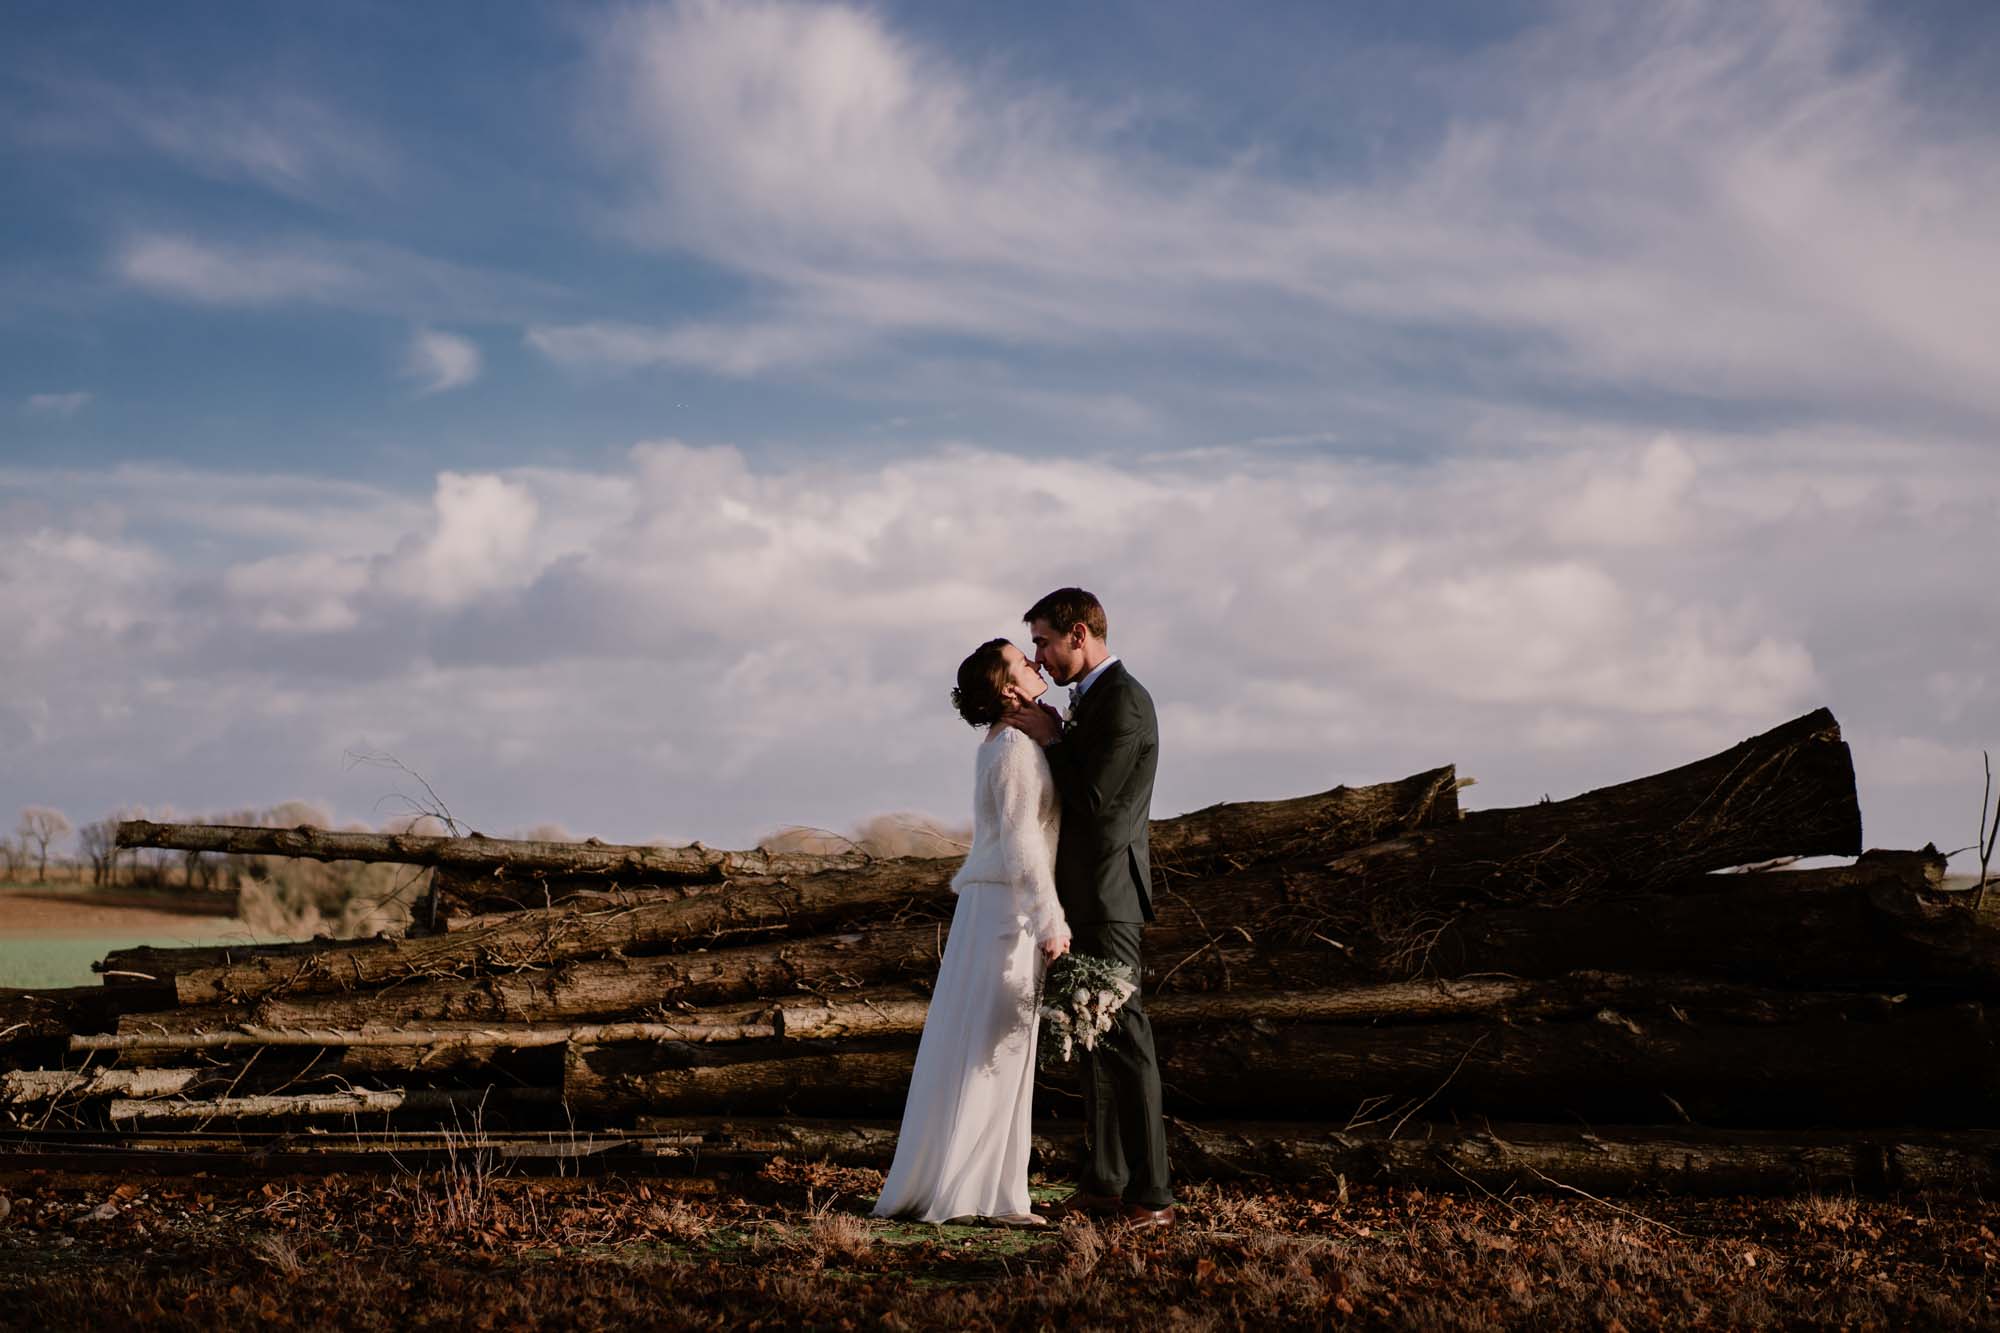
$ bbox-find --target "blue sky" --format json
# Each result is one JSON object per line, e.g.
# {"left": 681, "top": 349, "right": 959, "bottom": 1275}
{"left": 3, "top": 0, "right": 1997, "bottom": 859}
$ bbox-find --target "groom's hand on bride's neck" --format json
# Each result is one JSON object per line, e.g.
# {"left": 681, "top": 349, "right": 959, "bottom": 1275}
{"left": 1002, "top": 702, "right": 1061, "bottom": 746}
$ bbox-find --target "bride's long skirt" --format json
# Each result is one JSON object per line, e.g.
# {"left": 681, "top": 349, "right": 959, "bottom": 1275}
{"left": 872, "top": 882, "right": 1044, "bottom": 1221}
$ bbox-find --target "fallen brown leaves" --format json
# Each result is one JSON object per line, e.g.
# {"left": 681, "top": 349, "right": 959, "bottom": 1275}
{"left": 0, "top": 1162, "right": 1994, "bottom": 1330}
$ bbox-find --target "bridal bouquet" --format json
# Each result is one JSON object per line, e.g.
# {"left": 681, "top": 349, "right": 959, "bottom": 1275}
{"left": 1036, "top": 953, "right": 1138, "bottom": 1067}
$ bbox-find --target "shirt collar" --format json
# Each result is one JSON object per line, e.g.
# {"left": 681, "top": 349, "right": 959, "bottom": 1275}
{"left": 1072, "top": 654, "right": 1120, "bottom": 701}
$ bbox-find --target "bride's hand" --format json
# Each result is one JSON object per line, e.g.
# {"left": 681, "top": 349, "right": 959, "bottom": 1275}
{"left": 1039, "top": 934, "right": 1071, "bottom": 963}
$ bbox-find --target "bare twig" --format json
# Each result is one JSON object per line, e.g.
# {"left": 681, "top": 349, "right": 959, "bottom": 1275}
{"left": 1978, "top": 751, "right": 1998, "bottom": 913}
{"left": 1523, "top": 1165, "right": 1687, "bottom": 1236}
{"left": 1388, "top": 1034, "right": 1490, "bottom": 1140}
{"left": 346, "top": 749, "right": 466, "bottom": 838}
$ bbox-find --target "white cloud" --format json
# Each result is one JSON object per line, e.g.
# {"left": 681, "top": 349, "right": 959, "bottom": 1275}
{"left": 222, "top": 552, "right": 369, "bottom": 633}
{"left": 527, "top": 319, "right": 850, "bottom": 377}
{"left": 112, "top": 234, "right": 569, "bottom": 323}
{"left": 25, "top": 392, "right": 90, "bottom": 417}
{"left": 406, "top": 329, "right": 482, "bottom": 394}
{"left": 560, "top": 0, "right": 2000, "bottom": 434}
{"left": 0, "top": 431, "right": 1991, "bottom": 858}
{"left": 381, "top": 472, "right": 544, "bottom": 607}
{"left": 116, "top": 235, "right": 356, "bottom": 306}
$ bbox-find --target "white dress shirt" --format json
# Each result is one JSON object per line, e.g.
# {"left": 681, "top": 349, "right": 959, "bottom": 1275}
{"left": 1070, "top": 654, "right": 1120, "bottom": 703}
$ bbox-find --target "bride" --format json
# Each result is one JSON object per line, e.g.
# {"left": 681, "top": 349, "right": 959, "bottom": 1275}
{"left": 872, "top": 638, "right": 1070, "bottom": 1226}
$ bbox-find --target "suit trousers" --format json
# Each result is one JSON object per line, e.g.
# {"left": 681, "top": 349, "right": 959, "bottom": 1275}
{"left": 1066, "top": 921, "right": 1172, "bottom": 1208}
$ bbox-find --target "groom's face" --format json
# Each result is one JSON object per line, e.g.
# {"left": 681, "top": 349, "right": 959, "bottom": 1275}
{"left": 1027, "top": 617, "right": 1086, "bottom": 686}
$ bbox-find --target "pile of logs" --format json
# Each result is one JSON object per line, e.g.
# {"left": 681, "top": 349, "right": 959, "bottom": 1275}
{"left": 6, "top": 706, "right": 1999, "bottom": 1193}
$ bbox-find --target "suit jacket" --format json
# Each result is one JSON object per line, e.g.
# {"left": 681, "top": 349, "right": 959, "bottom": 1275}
{"left": 1045, "top": 660, "right": 1159, "bottom": 924}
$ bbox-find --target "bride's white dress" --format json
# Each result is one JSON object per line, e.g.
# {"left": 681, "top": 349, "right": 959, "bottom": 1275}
{"left": 873, "top": 726, "right": 1066, "bottom": 1222}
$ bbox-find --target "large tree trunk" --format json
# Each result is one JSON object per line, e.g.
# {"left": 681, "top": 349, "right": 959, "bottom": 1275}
{"left": 0, "top": 983, "right": 177, "bottom": 1047}
{"left": 97, "top": 937, "right": 399, "bottom": 988}
{"left": 1227, "top": 709, "right": 1861, "bottom": 974}
{"left": 153, "top": 924, "right": 960, "bottom": 1029}
{"left": 1136, "top": 851, "right": 1965, "bottom": 995}
{"left": 629, "top": 1115, "right": 2000, "bottom": 1195}
{"left": 114, "top": 820, "right": 865, "bottom": 881}
{"left": 1148, "top": 766, "right": 1461, "bottom": 871}
{"left": 1433, "top": 848, "right": 1999, "bottom": 992}
{"left": 566, "top": 992, "right": 1991, "bottom": 1126}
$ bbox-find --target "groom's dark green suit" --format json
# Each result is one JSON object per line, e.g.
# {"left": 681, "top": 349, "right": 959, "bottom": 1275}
{"left": 1044, "top": 659, "right": 1171, "bottom": 1208}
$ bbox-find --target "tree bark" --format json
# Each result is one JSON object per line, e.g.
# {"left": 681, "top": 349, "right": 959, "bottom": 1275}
{"left": 567, "top": 997, "right": 1992, "bottom": 1126}
{"left": 628, "top": 1115, "right": 2000, "bottom": 1195}
{"left": 1149, "top": 766, "right": 1461, "bottom": 870}
{"left": 1225, "top": 709, "right": 1861, "bottom": 973}
{"left": 97, "top": 937, "right": 398, "bottom": 987}
{"left": 1432, "top": 848, "right": 2000, "bottom": 992}
{"left": 79, "top": 1014, "right": 780, "bottom": 1053}
{"left": 0, "top": 983, "right": 177, "bottom": 1046}
{"left": 154, "top": 923, "right": 959, "bottom": 1028}
{"left": 161, "top": 858, "right": 969, "bottom": 1001}
{"left": 106, "top": 1086, "right": 560, "bottom": 1123}
{"left": 4, "top": 1067, "right": 199, "bottom": 1103}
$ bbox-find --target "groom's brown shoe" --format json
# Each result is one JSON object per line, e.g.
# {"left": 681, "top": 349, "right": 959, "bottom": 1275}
{"left": 1047, "top": 1191, "right": 1122, "bottom": 1221}
{"left": 1120, "top": 1203, "right": 1175, "bottom": 1233}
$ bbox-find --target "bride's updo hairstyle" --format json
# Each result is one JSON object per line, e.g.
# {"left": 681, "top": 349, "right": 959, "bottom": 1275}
{"left": 951, "top": 638, "right": 1014, "bottom": 728}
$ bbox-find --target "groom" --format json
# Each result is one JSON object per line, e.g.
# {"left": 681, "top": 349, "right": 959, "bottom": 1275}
{"left": 1005, "top": 587, "right": 1173, "bottom": 1231}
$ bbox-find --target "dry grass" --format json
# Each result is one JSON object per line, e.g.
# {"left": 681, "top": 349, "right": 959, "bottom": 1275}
{"left": 1, "top": 1166, "right": 1995, "bottom": 1330}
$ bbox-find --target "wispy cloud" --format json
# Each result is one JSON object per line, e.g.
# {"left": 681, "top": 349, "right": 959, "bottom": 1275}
{"left": 15, "top": 75, "right": 394, "bottom": 200}
{"left": 115, "top": 235, "right": 355, "bottom": 306}
{"left": 565, "top": 0, "right": 2000, "bottom": 433}
{"left": 405, "top": 328, "right": 482, "bottom": 394}
{"left": 25, "top": 392, "right": 90, "bottom": 417}
{"left": 526, "top": 319, "right": 852, "bottom": 377}
{"left": 112, "top": 233, "right": 571, "bottom": 324}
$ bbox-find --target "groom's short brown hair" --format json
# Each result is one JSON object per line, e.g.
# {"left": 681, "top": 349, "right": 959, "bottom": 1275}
{"left": 1024, "top": 587, "right": 1108, "bottom": 642}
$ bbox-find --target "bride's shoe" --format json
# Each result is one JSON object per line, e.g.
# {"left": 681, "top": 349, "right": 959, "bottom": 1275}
{"left": 988, "top": 1212, "right": 1050, "bottom": 1228}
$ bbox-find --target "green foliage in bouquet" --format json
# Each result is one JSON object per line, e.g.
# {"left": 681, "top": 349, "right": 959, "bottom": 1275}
{"left": 1036, "top": 952, "right": 1138, "bottom": 1068}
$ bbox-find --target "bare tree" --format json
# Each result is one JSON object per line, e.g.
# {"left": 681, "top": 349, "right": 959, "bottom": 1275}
{"left": 77, "top": 817, "right": 122, "bottom": 887}
{"left": 18, "top": 806, "right": 72, "bottom": 883}
{"left": 0, "top": 834, "right": 23, "bottom": 880}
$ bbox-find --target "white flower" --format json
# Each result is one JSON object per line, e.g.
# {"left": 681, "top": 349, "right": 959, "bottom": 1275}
{"left": 1096, "top": 989, "right": 1116, "bottom": 1009}
{"left": 1072, "top": 988, "right": 1090, "bottom": 1007}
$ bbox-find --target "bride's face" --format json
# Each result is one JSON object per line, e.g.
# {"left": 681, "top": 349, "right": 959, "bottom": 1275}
{"left": 999, "top": 642, "right": 1048, "bottom": 708}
